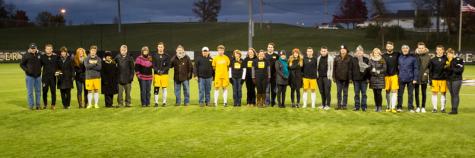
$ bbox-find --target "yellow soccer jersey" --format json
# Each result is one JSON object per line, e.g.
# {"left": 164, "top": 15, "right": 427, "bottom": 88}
{"left": 212, "top": 55, "right": 230, "bottom": 79}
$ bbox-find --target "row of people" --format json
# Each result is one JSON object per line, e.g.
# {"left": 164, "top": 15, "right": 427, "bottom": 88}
{"left": 20, "top": 42, "right": 464, "bottom": 114}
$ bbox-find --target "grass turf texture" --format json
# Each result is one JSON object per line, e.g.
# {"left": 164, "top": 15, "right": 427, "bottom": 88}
{"left": 0, "top": 63, "right": 475, "bottom": 157}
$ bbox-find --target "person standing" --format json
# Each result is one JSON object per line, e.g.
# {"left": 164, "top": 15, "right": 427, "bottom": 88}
{"left": 170, "top": 45, "right": 193, "bottom": 106}
{"left": 40, "top": 44, "right": 60, "bottom": 110}
{"left": 382, "top": 41, "right": 400, "bottom": 113}
{"left": 414, "top": 42, "right": 431, "bottom": 113}
{"left": 230, "top": 50, "right": 246, "bottom": 107}
{"left": 115, "top": 45, "right": 134, "bottom": 107}
{"left": 288, "top": 48, "right": 303, "bottom": 108}
{"left": 253, "top": 50, "right": 271, "bottom": 108}
{"left": 244, "top": 48, "right": 257, "bottom": 106}
{"left": 265, "top": 42, "right": 279, "bottom": 106}
{"left": 152, "top": 42, "right": 171, "bottom": 107}
{"left": 135, "top": 46, "right": 153, "bottom": 107}
{"left": 429, "top": 45, "right": 448, "bottom": 113}
{"left": 397, "top": 45, "right": 419, "bottom": 112}
{"left": 57, "top": 46, "right": 74, "bottom": 109}
{"left": 73, "top": 48, "right": 88, "bottom": 108}
{"left": 369, "top": 48, "right": 387, "bottom": 112}
{"left": 101, "top": 52, "right": 118, "bottom": 108}
{"left": 351, "top": 45, "right": 371, "bottom": 111}
{"left": 84, "top": 45, "right": 102, "bottom": 109}
{"left": 302, "top": 47, "right": 318, "bottom": 109}
{"left": 333, "top": 45, "right": 352, "bottom": 110}
{"left": 212, "top": 45, "right": 231, "bottom": 107}
{"left": 445, "top": 48, "right": 464, "bottom": 115}
{"left": 194, "top": 46, "right": 214, "bottom": 107}
{"left": 275, "top": 50, "right": 289, "bottom": 108}
{"left": 20, "top": 43, "right": 42, "bottom": 110}
{"left": 317, "top": 46, "right": 333, "bottom": 110}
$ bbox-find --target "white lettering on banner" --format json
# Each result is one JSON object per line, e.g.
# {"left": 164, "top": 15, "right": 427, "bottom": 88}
{"left": 0, "top": 51, "right": 24, "bottom": 62}
{"left": 466, "top": 53, "right": 473, "bottom": 63}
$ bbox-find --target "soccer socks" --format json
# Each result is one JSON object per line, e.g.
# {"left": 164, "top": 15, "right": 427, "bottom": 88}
{"left": 154, "top": 95, "right": 159, "bottom": 104}
{"left": 441, "top": 94, "right": 446, "bottom": 110}
{"left": 87, "top": 93, "right": 93, "bottom": 107}
{"left": 302, "top": 92, "right": 308, "bottom": 108}
{"left": 154, "top": 88, "right": 159, "bottom": 103}
{"left": 94, "top": 92, "right": 99, "bottom": 106}
{"left": 214, "top": 90, "right": 219, "bottom": 105}
{"left": 391, "top": 92, "right": 397, "bottom": 109}
{"left": 162, "top": 88, "right": 167, "bottom": 103}
{"left": 311, "top": 92, "right": 316, "bottom": 108}
{"left": 223, "top": 89, "right": 228, "bottom": 104}
{"left": 432, "top": 94, "right": 438, "bottom": 110}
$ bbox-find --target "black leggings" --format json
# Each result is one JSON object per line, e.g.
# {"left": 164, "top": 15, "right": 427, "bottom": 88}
{"left": 60, "top": 89, "right": 71, "bottom": 108}
{"left": 414, "top": 83, "right": 427, "bottom": 108}
{"left": 43, "top": 78, "right": 56, "bottom": 106}
{"left": 245, "top": 78, "right": 256, "bottom": 104}
{"left": 290, "top": 87, "right": 300, "bottom": 104}
{"left": 256, "top": 77, "right": 267, "bottom": 94}
{"left": 373, "top": 89, "right": 383, "bottom": 107}
{"left": 277, "top": 85, "right": 287, "bottom": 106}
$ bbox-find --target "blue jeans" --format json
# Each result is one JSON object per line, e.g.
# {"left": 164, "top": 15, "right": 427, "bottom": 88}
{"left": 336, "top": 80, "right": 349, "bottom": 106}
{"left": 198, "top": 78, "right": 212, "bottom": 104}
{"left": 26, "top": 75, "right": 41, "bottom": 108}
{"left": 138, "top": 79, "right": 152, "bottom": 106}
{"left": 174, "top": 80, "right": 190, "bottom": 105}
{"left": 353, "top": 80, "right": 368, "bottom": 110}
{"left": 232, "top": 78, "right": 243, "bottom": 106}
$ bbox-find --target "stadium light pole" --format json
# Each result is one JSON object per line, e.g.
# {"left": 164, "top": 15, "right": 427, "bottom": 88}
{"left": 117, "top": 0, "right": 122, "bottom": 33}
{"left": 248, "top": 0, "right": 254, "bottom": 48}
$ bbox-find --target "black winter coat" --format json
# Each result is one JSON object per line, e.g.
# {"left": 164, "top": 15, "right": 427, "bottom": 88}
{"left": 57, "top": 56, "right": 75, "bottom": 89}
{"left": 115, "top": 54, "right": 135, "bottom": 84}
{"left": 288, "top": 58, "right": 303, "bottom": 88}
{"left": 369, "top": 57, "right": 387, "bottom": 89}
{"left": 101, "top": 61, "right": 118, "bottom": 95}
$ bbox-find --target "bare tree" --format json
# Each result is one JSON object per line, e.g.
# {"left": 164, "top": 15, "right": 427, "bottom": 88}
{"left": 192, "top": 0, "right": 221, "bottom": 22}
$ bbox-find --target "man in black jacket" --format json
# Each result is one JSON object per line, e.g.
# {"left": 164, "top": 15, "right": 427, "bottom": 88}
{"left": 429, "top": 45, "right": 448, "bottom": 113}
{"left": 115, "top": 45, "right": 135, "bottom": 107}
{"left": 445, "top": 48, "right": 464, "bottom": 114}
{"left": 194, "top": 46, "right": 214, "bottom": 107}
{"left": 334, "top": 45, "right": 352, "bottom": 110}
{"left": 351, "top": 45, "right": 370, "bottom": 111}
{"left": 152, "top": 42, "right": 171, "bottom": 107}
{"left": 20, "top": 43, "right": 42, "bottom": 110}
{"left": 265, "top": 42, "right": 278, "bottom": 106}
{"left": 40, "top": 44, "right": 60, "bottom": 110}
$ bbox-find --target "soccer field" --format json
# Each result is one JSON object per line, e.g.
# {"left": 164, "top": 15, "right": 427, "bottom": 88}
{"left": 1, "top": 63, "right": 474, "bottom": 157}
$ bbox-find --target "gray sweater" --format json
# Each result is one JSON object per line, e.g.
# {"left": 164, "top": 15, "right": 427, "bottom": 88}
{"left": 84, "top": 55, "right": 102, "bottom": 79}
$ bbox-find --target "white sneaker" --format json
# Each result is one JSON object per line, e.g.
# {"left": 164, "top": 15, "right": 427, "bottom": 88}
{"left": 409, "top": 109, "right": 415, "bottom": 113}
{"left": 421, "top": 108, "right": 426, "bottom": 113}
{"left": 415, "top": 107, "right": 421, "bottom": 113}
{"left": 318, "top": 106, "right": 324, "bottom": 109}
{"left": 324, "top": 106, "right": 330, "bottom": 110}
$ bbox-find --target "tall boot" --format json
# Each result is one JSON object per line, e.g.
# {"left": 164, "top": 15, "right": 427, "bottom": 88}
{"left": 78, "top": 95, "right": 83, "bottom": 108}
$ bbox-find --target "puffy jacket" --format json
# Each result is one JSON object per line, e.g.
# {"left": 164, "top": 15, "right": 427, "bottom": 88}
{"left": 446, "top": 57, "right": 464, "bottom": 81}
{"left": 20, "top": 51, "right": 42, "bottom": 78}
{"left": 369, "top": 56, "right": 386, "bottom": 89}
{"left": 398, "top": 54, "right": 419, "bottom": 82}
{"left": 415, "top": 52, "right": 430, "bottom": 84}
{"left": 115, "top": 54, "right": 135, "bottom": 84}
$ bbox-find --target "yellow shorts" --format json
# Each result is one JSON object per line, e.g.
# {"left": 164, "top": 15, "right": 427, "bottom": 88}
{"left": 431, "top": 80, "right": 447, "bottom": 93}
{"left": 153, "top": 74, "right": 169, "bottom": 88}
{"left": 214, "top": 78, "right": 229, "bottom": 88}
{"left": 303, "top": 78, "right": 317, "bottom": 90}
{"left": 384, "top": 75, "right": 399, "bottom": 91}
{"left": 85, "top": 78, "right": 101, "bottom": 91}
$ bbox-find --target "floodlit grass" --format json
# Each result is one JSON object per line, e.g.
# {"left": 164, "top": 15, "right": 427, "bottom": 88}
{"left": 0, "top": 63, "right": 474, "bottom": 157}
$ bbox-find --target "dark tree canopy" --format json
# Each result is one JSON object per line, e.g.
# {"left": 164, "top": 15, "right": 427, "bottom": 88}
{"left": 192, "top": 0, "right": 221, "bottom": 22}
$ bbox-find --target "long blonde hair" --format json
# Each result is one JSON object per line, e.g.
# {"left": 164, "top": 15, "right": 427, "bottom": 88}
{"left": 289, "top": 48, "right": 303, "bottom": 66}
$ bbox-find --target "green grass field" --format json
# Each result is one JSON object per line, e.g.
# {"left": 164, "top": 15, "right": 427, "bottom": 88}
{"left": 1, "top": 63, "right": 475, "bottom": 157}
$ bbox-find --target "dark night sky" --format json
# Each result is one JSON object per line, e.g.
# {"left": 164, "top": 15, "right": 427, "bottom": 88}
{"left": 6, "top": 0, "right": 414, "bottom": 26}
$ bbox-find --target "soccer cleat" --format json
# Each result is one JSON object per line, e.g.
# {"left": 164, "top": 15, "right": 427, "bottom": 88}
{"left": 385, "top": 109, "right": 391, "bottom": 112}
{"left": 154, "top": 103, "right": 159, "bottom": 107}
{"left": 391, "top": 109, "right": 397, "bottom": 113}
{"left": 432, "top": 109, "right": 437, "bottom": 113}
{"left": 94, "top": 104, "right": 99, "bottom": 108}
{"left": 441, "top": 109, "right": 446, "bottom": 113}
{"left": 86, "top": 105, "right": 93, "bottom": 109}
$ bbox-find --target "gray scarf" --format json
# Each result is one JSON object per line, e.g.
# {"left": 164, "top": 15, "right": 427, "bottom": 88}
{"left": 357, "top": 56, "right": 370, "bottom": 72}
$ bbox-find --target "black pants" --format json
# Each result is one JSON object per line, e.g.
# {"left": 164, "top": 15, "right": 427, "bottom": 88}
{"left": 42, "top": 78, "right": 56, "bottom": 106}
{"left": 104, "top": 94, "right": 114, "bottom": 107}
{"left": 373, "top": 89, "right": 383, "bottom": 107}
{"left": 397, "top": 81, "right": 414, "bottom": 110}
{"left": 276, "top": 84, "right": 287, "bottom": 107}
{"left": 245, "top": 78, "right": 256, "bottom": 104}
{"left": 414, "top": 83, "right": 427, "bottom": 108}
{"left": 266, "top": 79, "right": 277, "bottom": 105}
{"left": 318, "top": 77, "right": 332, "bottom": 107}
{"left": 256, "top": 77, "right": 268, "bottom": 94}
{"left": 336, "top": 80, "right": 349, "bottom": 107}
{"left": 447, "top": 80, "right": 462, "bottom": 112}
{"left": 290, "top": 86, "right": 301, "bottom": 104}
{"left": 60, "top": 89, "right": 71, "bottom": 108}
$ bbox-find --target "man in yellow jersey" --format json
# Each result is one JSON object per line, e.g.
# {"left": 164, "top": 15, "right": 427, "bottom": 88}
{"left": 152, "top": 42, "right": 171, "bottom": 107}
{"left": 212, "top": 45, "right": 231, "bottom": 106}
{"left": 382, "top": 41, "right": 400, "bottom": 113}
